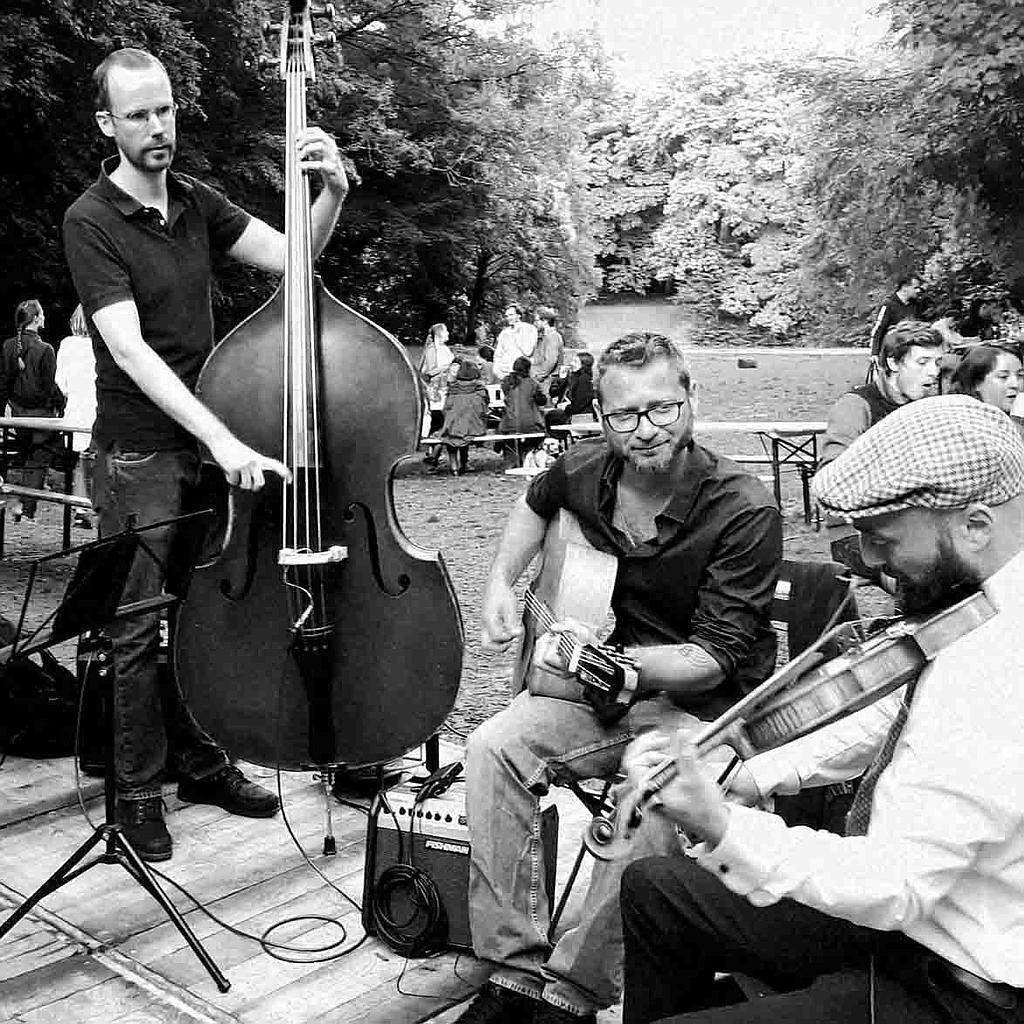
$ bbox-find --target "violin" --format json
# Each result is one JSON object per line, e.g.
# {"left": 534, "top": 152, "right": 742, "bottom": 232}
{"left": 582, "top": 590, "right": 996, "bottom": 861}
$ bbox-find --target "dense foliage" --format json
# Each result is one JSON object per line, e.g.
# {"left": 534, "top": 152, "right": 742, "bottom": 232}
{"left": 0, "top": 0, "right": 600, "bottom": 344}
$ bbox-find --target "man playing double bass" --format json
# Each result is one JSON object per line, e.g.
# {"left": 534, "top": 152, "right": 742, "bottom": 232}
{"left": 619, "top": 395, "right": 1024, "bottom": 1024}
{"left": 62, "top": 48, "right": 349, "bottom": 862}
{"left": 456, "top": 332, "right": 782, "bottom": 1024}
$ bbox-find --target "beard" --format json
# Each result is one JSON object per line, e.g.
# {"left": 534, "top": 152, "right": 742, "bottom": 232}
{"left": 126, "top": 138, "right": 176, "bottom": 173}
{"left": 899, "top": 529, "right": 982, "bottom": 615}
{"left": 616, "top": 430, "right": 693, "bottom": 475}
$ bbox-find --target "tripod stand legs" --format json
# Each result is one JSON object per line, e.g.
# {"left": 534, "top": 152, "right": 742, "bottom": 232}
{"left": 0, "top": 820, "right": 231, "bottom": 993}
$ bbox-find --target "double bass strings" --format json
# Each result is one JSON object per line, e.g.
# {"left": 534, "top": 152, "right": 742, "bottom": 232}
{"left": 280, "top": 20, "right": 328, "bottom": 625}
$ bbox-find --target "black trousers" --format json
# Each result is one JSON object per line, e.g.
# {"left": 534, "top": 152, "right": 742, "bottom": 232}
{"left": 621, "top": 854, "right": 1021, "bottom": 1024}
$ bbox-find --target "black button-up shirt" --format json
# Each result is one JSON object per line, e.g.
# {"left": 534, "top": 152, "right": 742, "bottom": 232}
{"left": 526, "top": 437, "right": 782, "bottom": 717}
{"left": 62, "top": 157, "right": 251, "bottom": 449}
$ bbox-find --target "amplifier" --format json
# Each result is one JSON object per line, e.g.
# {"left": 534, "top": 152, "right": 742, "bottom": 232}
{"left": 362, "top": 775, "right": 559, "bottom": 952}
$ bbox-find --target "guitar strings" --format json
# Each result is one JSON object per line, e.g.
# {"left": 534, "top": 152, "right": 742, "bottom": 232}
{"left": 522, "top": 590, "right": 615, "bottom": 679}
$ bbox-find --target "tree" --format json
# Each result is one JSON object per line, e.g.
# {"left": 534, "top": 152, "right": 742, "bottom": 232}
{"left": 0, "top": 0, "right": 600, "bottom": 346}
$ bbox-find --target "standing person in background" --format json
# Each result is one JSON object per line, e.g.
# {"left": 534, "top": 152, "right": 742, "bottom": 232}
{"left": 0, "top": 299, "right": 67, "bottom": 522}
{"left": 56, "top": 304, "right": 97, "bottom": 529}
{"left": 419, "top": 322, "right": 455, "bottom": 435}
{"left": 493, "top": 304, "right": 538, "bottom": 378}
{"left": 499, "top": 356, "right": 546, "bottom": 467}
{"left": 437, "top": 359, "right": 490, "bottom": 475}
{"left": 869, "top": 273, "right": 921, "bottom": 357}
{"left": 531, "top": 308, "right": 564, "bottom": 394}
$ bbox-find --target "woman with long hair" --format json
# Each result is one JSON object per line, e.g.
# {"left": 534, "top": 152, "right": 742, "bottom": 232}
{"left": 0, "top": 299, "right": 66, "bottom": 521}
{"left": 419, "top": 323, "right": 455, "bottom": 463}
{"left": 948, "top": 344, "right": 1023, "bottom": 414}
{"left": 56, "top": 305, "right": 97, "bottom": 528}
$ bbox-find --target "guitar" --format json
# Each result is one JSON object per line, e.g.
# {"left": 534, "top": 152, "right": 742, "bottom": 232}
{"left": 512, "top": 510, "right": 639, "bottom": 721}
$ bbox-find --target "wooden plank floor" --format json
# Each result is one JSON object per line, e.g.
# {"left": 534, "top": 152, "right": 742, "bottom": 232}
{"left": 0, "top": 746, "right": 622, "bottom": 1023}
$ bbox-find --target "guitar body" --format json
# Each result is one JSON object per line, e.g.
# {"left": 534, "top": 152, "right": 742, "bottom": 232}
{"left": 512, "top": 510, "right": 619, "bottom": 700}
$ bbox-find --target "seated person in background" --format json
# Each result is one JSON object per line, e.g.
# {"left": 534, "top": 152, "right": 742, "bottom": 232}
{"left": 499, "top": 356, "right": 546, "bottom": 466}
{"left": 820, "top": 320, "right": 941, "bottom": 581}
{"left": 619, "top": 395, "right": 1024, "bottom": 1024}
{"left": 948, "top": 344, "right": 1023, "bottom": 415}
{"left": 436, "top": 359, "right": 489, "bottom": 475}
{"left": 477, "top": 344, "right": 498, "bottom": 384}
{"left": 521, "top": 435, "right": 562, "bottom": 471}
{"left": 545, "top": 350, "right": 596, "bottom": 431}
{"left": 455, "top": 332, "right": 781, "bottom": 1024}
{"left": 957, "top": 294, "right": 1003, "bottom": 342}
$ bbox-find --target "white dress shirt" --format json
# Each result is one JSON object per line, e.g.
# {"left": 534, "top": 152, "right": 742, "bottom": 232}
{"left": 493, "top": 322, "right": 538, "bottom": 378}
{"left": 695, "top": 549, "right": 1024, "bottom": 986}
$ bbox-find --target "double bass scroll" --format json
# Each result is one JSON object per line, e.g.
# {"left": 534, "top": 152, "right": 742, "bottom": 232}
{"left": 174, "top": 1, "right": 464, "bottom": 770}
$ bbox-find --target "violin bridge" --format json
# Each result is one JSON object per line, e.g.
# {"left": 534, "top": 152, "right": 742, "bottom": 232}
{"left": 278, "top": 545, "right": 348, "bottom": 566}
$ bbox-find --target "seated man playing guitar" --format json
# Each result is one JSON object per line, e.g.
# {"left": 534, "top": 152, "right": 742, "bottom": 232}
{"left": 457, "top": 332, "right": 783, "bottom": 1024}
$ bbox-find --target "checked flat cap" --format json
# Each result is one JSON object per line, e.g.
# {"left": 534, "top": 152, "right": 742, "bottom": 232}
{"left": 813, "top": 395, "right": 1024, "bottom": 519}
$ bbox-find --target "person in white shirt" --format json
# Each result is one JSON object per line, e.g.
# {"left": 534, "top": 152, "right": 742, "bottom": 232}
{"left": 618, "top": 395, "right": 1024, "bottom": 1024}
{"left": 55, "top": 304, "right": 97, "bottom": 528}
{"left": 493, "top": 303, "right": 537, "bottom": 378}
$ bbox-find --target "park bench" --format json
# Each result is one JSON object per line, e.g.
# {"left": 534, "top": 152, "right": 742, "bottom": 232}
{"left": 421, "top": 431, "right": 547, "bottom": 467}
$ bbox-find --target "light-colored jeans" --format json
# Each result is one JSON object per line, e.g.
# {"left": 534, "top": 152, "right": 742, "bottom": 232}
{"left": 466, "top": 690, "right": 700, "bottom": 1015}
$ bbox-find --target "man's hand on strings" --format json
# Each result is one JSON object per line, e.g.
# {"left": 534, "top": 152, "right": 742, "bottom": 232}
{"left": 209, "top": 435, "right": 290, "bottom": 491}
{"left": 532, "top": 618, "right": 600, "bottom": 677}
{"left": 297, "top": 127, "right": 349, "bottom": 196}
{"left": 621, "top": 728, "right": 730, "bottom": 847}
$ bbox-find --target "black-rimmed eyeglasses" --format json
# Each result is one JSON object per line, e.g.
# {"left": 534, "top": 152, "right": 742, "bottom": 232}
{"left": 601, "top": 400, "right": 688, "bottom": 434}
{"left": 101, "top": 102, "right": 178, "bottom": 127}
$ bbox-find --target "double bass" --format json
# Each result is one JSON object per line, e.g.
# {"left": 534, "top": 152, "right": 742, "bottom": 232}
{"left": 175, "top": 1, "right": 463, "bottom": 769}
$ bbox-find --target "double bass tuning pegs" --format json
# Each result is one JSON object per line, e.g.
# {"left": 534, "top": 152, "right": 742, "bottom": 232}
{"left": 312, "top": 3, "right": 338, "bottom": 21}
{"left": 313, "top": 30, "right": 337, "bottom": 47}
{"left": 261, "top": 19, "right": 281, "bottom": 39}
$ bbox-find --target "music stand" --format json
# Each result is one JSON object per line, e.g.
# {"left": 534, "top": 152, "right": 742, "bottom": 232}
{"left": 0, "top": 512, "right": 231, "bottom": 992}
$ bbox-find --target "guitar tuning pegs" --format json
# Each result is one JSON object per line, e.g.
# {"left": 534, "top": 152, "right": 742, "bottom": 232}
{"left": 261, "top": 19, "right": 282, "bottom": 39}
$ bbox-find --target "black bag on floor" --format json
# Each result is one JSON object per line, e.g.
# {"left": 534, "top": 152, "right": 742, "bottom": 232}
{"left": 0, "top": 616, "right": 81, "bottom": 759}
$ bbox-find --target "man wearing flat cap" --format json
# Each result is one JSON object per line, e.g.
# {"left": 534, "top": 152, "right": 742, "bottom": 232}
{"left": 615, "top": 396, "right": 1024, "bottom": 1023}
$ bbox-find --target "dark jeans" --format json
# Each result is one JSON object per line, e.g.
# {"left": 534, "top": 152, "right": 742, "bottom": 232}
{"left": 94, "top": 444, "right": 227, "bottom": 799}
{"left": 621, "top": 854, "right": 1021, "bottom": 1024}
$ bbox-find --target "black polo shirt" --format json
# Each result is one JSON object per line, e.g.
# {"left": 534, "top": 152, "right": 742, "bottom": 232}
{"left": 526, "top": 438, "right": 782, "bottom": 718}
{"left": 62, "top": 157, "right": 251, "bottom": 449}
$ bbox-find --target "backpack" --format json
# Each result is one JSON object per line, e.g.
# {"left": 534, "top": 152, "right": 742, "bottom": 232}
{"left": 0, "top": 616, "right": 81, "bottom": 759}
